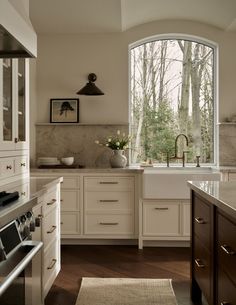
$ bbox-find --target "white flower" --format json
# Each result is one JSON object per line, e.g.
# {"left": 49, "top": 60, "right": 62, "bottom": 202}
{"left": 108, "top": 138, "right": 111, "bottom": 142}
{"left": 95, "top": 140, "right": 99, "bottom": 144}
{"left": 117, "top": 130, "right": 120, "bottom": 135}
{"left": 116, "top": 142, "right": 120, "bottom": 146}
{"left": 106, "top": 143, "right": 109, "bottom": 146}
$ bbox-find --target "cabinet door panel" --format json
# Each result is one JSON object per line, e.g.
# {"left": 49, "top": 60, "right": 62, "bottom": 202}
{"left": 61, "top": 190, "right": 79, "bottom": 211}
{"left": 183, "top": 203, "right": 190, "bottom": 236}
{"left": 143, "top": 202, "right": 180, "bottom": 236}
{"left": 61, "top": 213, "right": 80, "bottom": 235}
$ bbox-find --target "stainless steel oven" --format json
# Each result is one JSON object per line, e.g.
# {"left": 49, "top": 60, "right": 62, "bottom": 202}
{"left": 0, "top": 219, "right": 43, "bottom": 305}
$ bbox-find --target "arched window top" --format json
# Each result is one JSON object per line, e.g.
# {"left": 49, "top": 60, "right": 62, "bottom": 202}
{"left": 129, "top": 34, "right": 217, "bottom": 165}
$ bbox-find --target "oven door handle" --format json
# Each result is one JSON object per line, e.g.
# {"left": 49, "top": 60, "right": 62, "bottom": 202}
{"left": 0, "top": 240, "right": 43, "bottom": 296}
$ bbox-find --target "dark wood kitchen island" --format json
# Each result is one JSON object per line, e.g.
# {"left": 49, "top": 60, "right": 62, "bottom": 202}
{"left": 188, "top": 180, "right": 236, "bottom": 305}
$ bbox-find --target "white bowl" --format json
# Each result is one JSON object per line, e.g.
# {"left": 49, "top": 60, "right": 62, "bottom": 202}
{"left": 61, "top": 157, "right": 74, "bottom": 166}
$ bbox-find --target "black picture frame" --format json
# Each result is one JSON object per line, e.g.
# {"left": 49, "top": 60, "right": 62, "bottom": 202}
{"left": 50, "top": 98, "right": 79, "bottom": 123}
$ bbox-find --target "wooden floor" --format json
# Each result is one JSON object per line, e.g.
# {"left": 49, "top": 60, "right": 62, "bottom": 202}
{"left": 45, "top": 245, "right": 195, "bottom": 305}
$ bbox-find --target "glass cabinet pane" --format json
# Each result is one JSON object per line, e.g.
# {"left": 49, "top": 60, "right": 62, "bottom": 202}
{"left": 3, "top": 59, "right": 13, "bottom": 141}
{"left": 18, "top": 59, "right": 26, "bottom": 142}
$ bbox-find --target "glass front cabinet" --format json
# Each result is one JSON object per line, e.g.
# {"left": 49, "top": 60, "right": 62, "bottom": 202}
{"left": 0, "top": 58, "right": 29, "bottom": 151}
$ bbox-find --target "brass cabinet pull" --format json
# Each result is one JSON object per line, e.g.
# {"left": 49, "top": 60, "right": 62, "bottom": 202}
{"left": 155, "top": 207, "right": 169, "bottom": 210}
{"left": 195, "top": 217, "right": 205, "bottom": 224}
{"left": 60, "top": 222, "right": 63, "bottom": 225}
{"left": 21, "top": 192, "right": 26, "bottom": 196}
{"left": 99, "top": 181, "right": 118, "bottom": 184}
{"left": 221, "top": 302, "right": 231, "bottom": 305}
{"left": 47, "top": 259, "right": 57, "bottom": 270}
{"left": 195, "top": 259, "right": 205, "bottom": 268}
{"left": 37, "top": 214, "right": 43, "bottom": 219}
{"left": 99, "top": 200, "right": 119, "bottom": 203}
{"left": 99, "top": 222, "right": 119, "bottom": 225}
{"left": 47, "top": 199, "right": 57, "bottom": 205}
{"left": 60, "top": 199, "right": 64, "bottom": 202}
{"left": 221, "top": 244, "right": 235, "bottom": 256}
{"left": 14, "top": 137, "right": 18, "bottom": 143}
{"left": 47, "top": 225, "right": 56, "bottom": 234}
{"left": 6, "top": 165, "right": 12, "bottom": 170}
{"left": 21, "top": 162, "right": 26, "bottom": 167}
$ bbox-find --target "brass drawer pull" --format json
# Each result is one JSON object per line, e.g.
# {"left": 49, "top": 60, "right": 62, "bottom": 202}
{"left": 99, "top": 182, "right": 118, "bottom": 184}
{"left": 60, "top": 222, "right": 63, "bottom": 225}
{"left": 21, "top": 162, "right": 26, "bottom": 167}
{"left": 47, "top": 259, "right": 57, "bottom": 270}
{"left": 99, "top": 200, "right": 119, "bottom": 203}
{"left": 195, "top": 259, "right": 205, "bottom": 268}
{"left": 195, "top": 217, "right": 205, "bottom": 224}
{"left": 47, "top": 225, "right": 56, "bottom": 234}
{"left": 221, "top": 244, "right": 235, "bottom": 256}
{"left": 21, "top": 192, "right": 26, "bottom": 196}
{"left": 99, "top": 222, "right": 119, "bottom": 225}
{"left": 47, "top": 199, "right": 57, "bottom": 205}
{"left": 6, "top": 165, "right": 12, "bottom": 170}
{"left": 155, "top": 207, "right": 169, "bottom": 210}
{"left": 60, "top": 199, "right": 64, "bottom": 202}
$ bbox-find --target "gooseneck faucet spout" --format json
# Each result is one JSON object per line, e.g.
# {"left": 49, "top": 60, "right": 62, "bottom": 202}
{"left": 167, "top": 133, "right": 189, "bottom": 167}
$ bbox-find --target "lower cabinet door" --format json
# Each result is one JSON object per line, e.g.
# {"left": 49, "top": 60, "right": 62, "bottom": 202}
{"left": 43, "top": 239, "right": 60, "bottom": 298}
{"left": 85, "top": 214, "right": 134, "bottom": 235}
{"left": 218, "top": 267, "right": 236, "bottom": 305}
{"left": 61, "top": 212, "right": 80, "bottom": 235}
{"left": 143, "top": 201, "right": 180, "bottom": 236}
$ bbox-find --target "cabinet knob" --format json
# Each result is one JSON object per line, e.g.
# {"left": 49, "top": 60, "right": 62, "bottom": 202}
{"left": 195, "top": 217, "right": 205, "bottom": 224}
{"left": 47, "top": 259, "right": 57, "bottom": 270}
{"left": 14, "top": 137, "right": 18, "bottom": 143}
{"left": 6, "top": 165, "right": 12, "bottom": 170}
{"left": 194, "top": 259, "right": 205, "bottom": 268}
{"left": 21, "top": 162, "right": 26, "bottom": 167}
{"left": 47, "top": 199, "right": 57, "bottom": 206}
{"left": 220, "top": 244, "right": 235, "bottom": 256}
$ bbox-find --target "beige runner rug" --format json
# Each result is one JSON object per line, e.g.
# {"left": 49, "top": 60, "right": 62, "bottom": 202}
{"left": 76, "top": 278, "right": 177, "bottom": 305}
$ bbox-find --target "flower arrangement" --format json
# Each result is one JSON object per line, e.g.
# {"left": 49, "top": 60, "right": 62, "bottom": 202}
{"left": 95, "top": 130, "right": 131, "bottom": 150}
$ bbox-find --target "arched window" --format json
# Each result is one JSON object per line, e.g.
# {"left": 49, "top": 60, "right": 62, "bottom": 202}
{"left": 129, "top": 35, "right": 217, "bottom": 165}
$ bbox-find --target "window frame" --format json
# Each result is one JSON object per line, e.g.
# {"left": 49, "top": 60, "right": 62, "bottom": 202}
{"left": 128, "top": 33, "right": 219, "bottom": 166}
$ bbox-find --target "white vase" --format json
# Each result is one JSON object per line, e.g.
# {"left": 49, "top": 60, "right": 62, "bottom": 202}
{"left": 110, "top": 150, "right": 127, "bottom": 168}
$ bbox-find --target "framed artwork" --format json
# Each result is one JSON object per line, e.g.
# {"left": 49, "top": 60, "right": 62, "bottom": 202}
{"left": 50, "top": 98, "right": 79, "bottom": 123}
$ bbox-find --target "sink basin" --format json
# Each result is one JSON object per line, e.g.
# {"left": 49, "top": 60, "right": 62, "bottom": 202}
{"left": 143, "top": 167, "right": 221, "bottom": 199}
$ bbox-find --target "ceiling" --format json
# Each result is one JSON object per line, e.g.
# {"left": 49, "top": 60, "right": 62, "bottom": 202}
{"left": 29, "top": 0, "right": 236, "bottom": 34}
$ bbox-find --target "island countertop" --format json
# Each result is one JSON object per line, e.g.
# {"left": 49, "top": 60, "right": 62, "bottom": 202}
{"left": 188, "top": 180, "right": 236, "bottom": 218}
{"left": 0, "top": 176, "right": 63, "bottom": 227}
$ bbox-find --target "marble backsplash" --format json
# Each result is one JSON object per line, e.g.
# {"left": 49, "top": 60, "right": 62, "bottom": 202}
{"left": 219, "top": 124, "right": 236, "bottom": 165}
{"left": 35, "top": 125, "right": 129, "bottom": 168}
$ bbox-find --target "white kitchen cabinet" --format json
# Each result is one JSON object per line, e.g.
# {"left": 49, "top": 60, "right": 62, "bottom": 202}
{"left": 139, "top": 199, "right": 190, "bottom": 249}
{"left": 0, "top": 58, "right": 29, "bottom": 151}
{"left": 84, "top": 176, "right": 135, "bottom": 237}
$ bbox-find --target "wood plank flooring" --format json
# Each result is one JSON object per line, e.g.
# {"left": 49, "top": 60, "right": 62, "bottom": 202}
{"left": 45, "top": 245, "right": 195, "bottom": 305}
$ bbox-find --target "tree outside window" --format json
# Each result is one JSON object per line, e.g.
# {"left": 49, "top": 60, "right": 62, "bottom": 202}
{"left": 130, "top": 38, "right": 215, "bottom": 165}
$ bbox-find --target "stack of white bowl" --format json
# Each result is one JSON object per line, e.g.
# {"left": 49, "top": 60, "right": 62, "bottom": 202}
{"left": 37, "top": 157, "right": 60, "bottom": 166}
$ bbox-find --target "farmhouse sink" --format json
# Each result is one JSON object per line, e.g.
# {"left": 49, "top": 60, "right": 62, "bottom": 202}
{"left": 143, "top": 167, "right": 221, "bottom": 199}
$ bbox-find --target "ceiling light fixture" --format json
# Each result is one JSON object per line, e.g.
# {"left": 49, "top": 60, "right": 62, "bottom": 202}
{"left": 76, "top": 73, "right": 104, "bottom": 96}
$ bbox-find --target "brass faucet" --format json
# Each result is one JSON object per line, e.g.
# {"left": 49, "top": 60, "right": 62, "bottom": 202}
{"left": 167, "top": 133, "right": 189, "bottom": 167}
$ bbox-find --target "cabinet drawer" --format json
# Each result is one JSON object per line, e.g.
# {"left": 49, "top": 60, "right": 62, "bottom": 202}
{"left": 143, "top": 202, "right": 180, "bottom": 236}
{"left": 218, "top": 213, "right": 236, "bottom": 285}
{"left": 84, "top": 177, "right": 134, "bottom": 191}
{"left": 43, "top": 187, "right": 58, "bottom": 216}
{"left": 0, "top": 158, "right": 15, "bottom": 177}
{"left": 43, "top": 208, "right": 58, "bottom": 250}
{"left": 218, "top": 268, "right": 236, "bottom": 305}
{"left": 15, "top": 156, "right": 28, "bottom": 174}
{"left": 84, "top": 191, "right": 134, "bottom": 211}
{"left": 61, "top": 177, "right": 79, "bottom": 189}
{"left": 194, "top": 195, "right": 211, "bottom": 250}
{"left": 85, "top": 214, "right": 134, "bottom": 235}
{"left": 194, "top": 235, "right": 212, "bottom": 304}
{"left": 43, "top": 240, "right": 60, "bottom": 292}
{"left": 61, "top": 212, "right": 80, "bottom": 235}
{"left": 61, "top": 190, "right": 79, "bottom": 211}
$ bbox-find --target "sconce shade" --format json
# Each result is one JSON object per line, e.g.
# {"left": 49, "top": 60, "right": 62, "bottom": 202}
{"left": 77, "top": 73, "right": 104, "bottom": 95}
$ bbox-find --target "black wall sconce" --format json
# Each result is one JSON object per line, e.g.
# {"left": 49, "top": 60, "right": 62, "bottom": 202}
{"left": 76, "top": 73, "right": 104, "bottom": 96}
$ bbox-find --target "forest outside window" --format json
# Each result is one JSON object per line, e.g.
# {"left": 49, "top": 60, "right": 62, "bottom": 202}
{"left": 130, "top": 37, "right": 216, "bottom": 165}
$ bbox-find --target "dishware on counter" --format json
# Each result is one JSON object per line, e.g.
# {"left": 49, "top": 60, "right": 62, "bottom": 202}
{"left": 61, "top": 157, "right": 74, "bottom": 166}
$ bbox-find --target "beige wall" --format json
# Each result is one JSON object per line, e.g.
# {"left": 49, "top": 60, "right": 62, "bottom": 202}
{"left": 30, "top": 19, "right": 236, "bottom": 162}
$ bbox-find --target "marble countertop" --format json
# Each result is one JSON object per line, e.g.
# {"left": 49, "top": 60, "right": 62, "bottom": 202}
{"left": 0, "top": 176, "right": 62, "bottom": 227}
{"left": 218, "top": 166, "right": 236, "bottom": 172}
{"left": 188, "top": 180, "right": 236, "bottom": 218}
{"left": 31, "top": 166, "right": 144, "bottom": 174}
